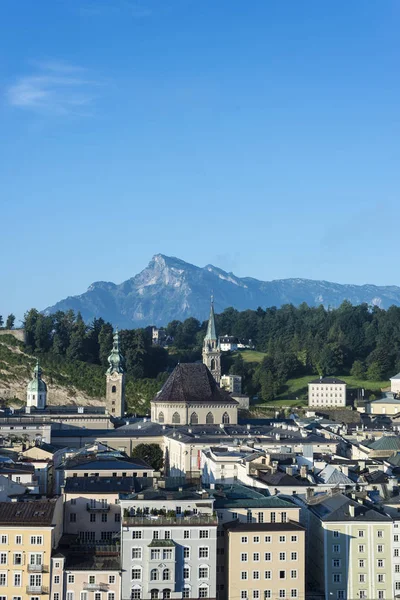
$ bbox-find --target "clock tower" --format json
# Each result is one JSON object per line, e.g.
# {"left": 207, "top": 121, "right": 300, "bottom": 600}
{"left": 106, "top": 329, "right": 125, "bottom": 418}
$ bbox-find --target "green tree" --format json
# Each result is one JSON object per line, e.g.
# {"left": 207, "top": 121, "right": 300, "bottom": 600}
{"left": 0, "top": 315, "right": 3, "bottom": 328}
{"left": 350, "top": 360, "right": 366, "bottom": 379}
{"left": 98, "top": 323, "right": 114, "bottom": 368}
{"left": 132, "top": 443, "right": 164, "bottom": 471}
{"left": 6, "top": 314, "right": 15, "bottom": 329}
{"left": 367, "top": 361, "right": 385, "bottom": 381}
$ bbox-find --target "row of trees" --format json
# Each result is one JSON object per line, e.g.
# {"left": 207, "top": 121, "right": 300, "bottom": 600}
{"left": 0, "top": 314, "right": 15, "bottom": 329}
{"left": 19, "top": 301, "right": 400, "bottom": 404}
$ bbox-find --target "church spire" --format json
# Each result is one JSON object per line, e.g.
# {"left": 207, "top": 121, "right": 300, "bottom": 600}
{"left": 107, "top": 328, "right": 125, "bottom": 374}
{"left": 203, "top": 295, "right": 221, "bottom": 384}
{"left": 204, "top": 295, "right": 217, "bottom": 342}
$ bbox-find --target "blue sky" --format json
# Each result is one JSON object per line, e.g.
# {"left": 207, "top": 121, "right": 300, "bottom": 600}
{"left": 1, "top": 0, "right": 399, "bottom": 323}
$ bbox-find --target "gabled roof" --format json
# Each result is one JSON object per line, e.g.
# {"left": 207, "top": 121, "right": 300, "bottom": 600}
{"left": 391, "top": 372, "right": 400, "bottom": 380}
{"left": 0, "top": 500, "right": 57, "bottom": 525}
{"left": 310, "top": 494, "right": 391, "bottom": 522}
{"left": 153, "top": 363, "right": 238, "bottom": 405}
{"left": 212, "top": 484, "right": 298, "bottom": 509}
{"left": 317, "top": 465, "right": 354, "bottom": 486}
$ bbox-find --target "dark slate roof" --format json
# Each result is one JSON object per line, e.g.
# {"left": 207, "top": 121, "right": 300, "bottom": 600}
{"left": 152, "top": 363, "right": 238, "bottom": 405}
{"left": 0, "top": 500, "right": 57, "bottom": 525}
{"left": 64, "top": 476, "right": 144, "bottom": 494}
{"left": 309, "top": 377, "right": 346, "bottom": 384}
{"left": 311, "top": 496, "right": 391, "bottom": 522}
{"left": 259, "top": 471, "right": 309, "bottom": 487}
{"left": 364, "top": 436, "right": 400, "bottom": 451}
{"left": 0, "top": 463, "right": 34, "bottom": 475}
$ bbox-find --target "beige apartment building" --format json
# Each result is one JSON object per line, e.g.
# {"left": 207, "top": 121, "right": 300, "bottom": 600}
{"left": 213, "top": 485, "right": 305, "bottom": 600}
{"left": 0, "top": 498, "right": 63, "bottom": 600}
{"left": 51, "top": 540, "right": 121, "bottom": 600}
{"left": 308, "top": 377, "right": 347, "bottom": 408}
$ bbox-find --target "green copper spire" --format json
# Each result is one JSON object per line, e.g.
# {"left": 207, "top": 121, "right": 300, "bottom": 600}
{"left": 107, "top": 328, "right": 125, "bottom": 374}
{"left": 27, "top": 359, "right": 47, "bottom": 393}
{"left": 204, "top": 295, "right": 217, "bottom": 341}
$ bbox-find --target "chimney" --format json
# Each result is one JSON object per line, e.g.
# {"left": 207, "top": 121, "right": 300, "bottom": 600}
{"left": 271, "top": 461, "right": 278, "bottom": 474}
{"left": 300, "top": 465, "right": 307, "bottom": 479}
{"left": 210, "top": 483, "right": 215, "bottom": 489}
{"left": 286, "top": 466, "right": 293, "bottom": 476}
{"left": 306, "top": 487, "right": 314, "bottom": 501}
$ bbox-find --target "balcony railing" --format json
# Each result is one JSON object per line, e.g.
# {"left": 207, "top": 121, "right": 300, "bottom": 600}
{"left": 28, "top": 563, "right": 48, "bottom": 572}
{"left": 26, "top": 585, "right": 49, "bottom": 594}
{"left": 123, "top": 514, "right": 217, "bottom": 527}
{"left": 83, "top": 582, "right": 110, "bottom": 591}
{"left": 86, "top": 503, "right": 110, "bottom": 512}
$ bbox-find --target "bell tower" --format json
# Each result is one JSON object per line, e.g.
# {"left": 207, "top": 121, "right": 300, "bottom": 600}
{"left": 27, "top": 359, "right": 47, "bottom": 410}
{"left": 202, "top": 296, "right": 221, "bottom": 384}
{"left": 106, "top": 329, "right": 125, "bottom": 418}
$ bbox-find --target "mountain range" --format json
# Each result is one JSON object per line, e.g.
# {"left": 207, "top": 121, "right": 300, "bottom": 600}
{"left": 44, "top": 254, "right": 400, "bottom": 328}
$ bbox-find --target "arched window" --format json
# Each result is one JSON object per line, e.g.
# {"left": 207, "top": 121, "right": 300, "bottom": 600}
{"left": 206, "top": 412, "right": 214, "bottom": 424}
{"left": 190, "top": 412, "right": 198, "bottom": 425}
{"left": 158, "top": 411, "right": 164, "bottom": 424}
{"left": 112, "top": 385, "right": 117, "bottom": 393}
{"left": 150, "top": 569, "right": 158, "bottom": 581}
{"left": 131, "top": 586, "right": 142, "bottom": 600}
{"left": 151, "top": 591, "right": 159, "bottom": 600}
{"left": 162, "top": 569, "right": 170, "bottom": 581}
{"left": 162, "top": 591, "right": 171, "bottom": 600}
{"left": 172, "top": 412, "right": 180, "bottom": 424}
{"left": 199, "top": 565, "right": 209, "bottom": 579}
{"left": 210, "top": 359, "right": 216, "bottom": 371}
{"left": 199, "top": 584, "right": 209, "bottom": 598}
{"left": 222, "top": 412, "right": 230, "bottom": 424}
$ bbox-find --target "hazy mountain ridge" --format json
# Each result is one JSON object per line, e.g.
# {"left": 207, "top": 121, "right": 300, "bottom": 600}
{"left": 44, "top": 254, "right": 400, "bottom": 327}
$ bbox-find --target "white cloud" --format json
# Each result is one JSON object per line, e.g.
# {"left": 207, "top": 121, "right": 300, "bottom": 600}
{"left": 6, "top": 62, "right": 99, "bottom": 116}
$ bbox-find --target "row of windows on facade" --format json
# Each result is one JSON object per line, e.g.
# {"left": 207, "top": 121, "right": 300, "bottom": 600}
{"left": 240, "top": 550, "right": 299, "bottom": 562}
{"left": 0, "top": 552, "right": 42, "bottom": 566}
{"left": 70, "top": 512, "right": 120, "bottom": 523}
{"left": 0, "top": 572, "right": 44, "bottom": 586}
{"left": 240, "top": 534, "right": 298, "bottom": 546}
{"left": 159, "top": 411, "right": 231, "bottom": 425}
{"left": 332, "top": 529, "right": 387, "bottom": 538}
{"left": 331, "top": 572, "right": 388, "bottom": 584}
{"left": 239, "top": 569, "right": 298, "bottom": 580}
{"left": 239, "top": 512, "right": 289, "bottom": 527}
{"left": 240, "top": 590, "right": 299, "bottom": 599}
{"left": 0, "top": 534, "right": 42, "bottom": 545}
{"left": 331, "top": 558, "right": 396, "bottom": 568}
{"left": 131, "top": 547, "right": 210, "bottom": 560}
{"left": 131, "top": 529, "right": 210, "bottom": 539}
{"left": 130, "top": 566, "right": 210, "bottom": 581}
{"left": 332, "top": 543, "right": 391, "bottom": 554}
{"left": 311, "top": 393, "right": 344, "bottom": 397}
{"left": 55, "top": 574, "right": 116, "bottom": 585}
{"left": 61, "top": 594, "right": 116, "bottom": 600}
{"left": 127, "top": 586, "right": 210, "bottom": 599}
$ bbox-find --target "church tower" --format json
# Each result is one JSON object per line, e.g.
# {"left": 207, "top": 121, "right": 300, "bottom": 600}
{"left": 106, "top": 329, "right": 125, "bottom": 417}
{"left": 202, "top": 297, "right": 221, "bottom": 384}
{"left": 27, "top": 359, "right": 47, "bottom": 410}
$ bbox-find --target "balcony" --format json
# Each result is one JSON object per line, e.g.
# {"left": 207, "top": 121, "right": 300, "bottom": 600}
{"left": 26, "top": 586, "right": 49, "bottom": 594}
{"left": 83, "top": 582, "right": 110, "bottom": 592}
{"left": 28, "top": 564, "right": 48, "bottom": 573}
{"left": 86, "top": 503, "right": 110, "bottom": 512}
{"left": 122, "top": 514, "right": 217, "bottom": 527}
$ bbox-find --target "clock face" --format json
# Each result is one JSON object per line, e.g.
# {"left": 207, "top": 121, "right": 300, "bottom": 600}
{"left": 110, "top": 373, "right": 119, "bottom": 381}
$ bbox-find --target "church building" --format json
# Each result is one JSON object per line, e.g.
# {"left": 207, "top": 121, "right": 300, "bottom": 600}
{"left": 151, "top": 300, "right": 238, "bottom": 425}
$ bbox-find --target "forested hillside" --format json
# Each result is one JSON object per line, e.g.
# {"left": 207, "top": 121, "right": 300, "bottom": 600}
{"left": 4, "top": 302, "right": 398, "bottom": 410}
